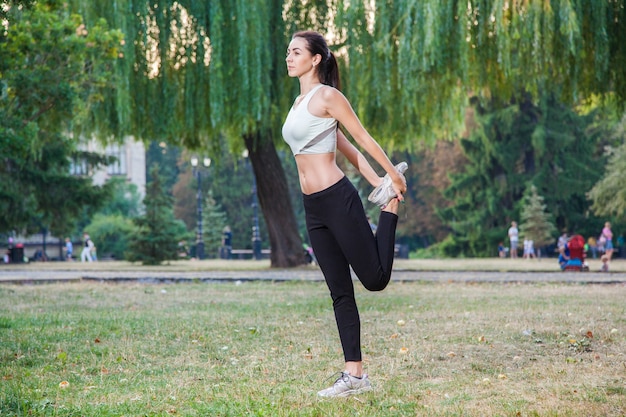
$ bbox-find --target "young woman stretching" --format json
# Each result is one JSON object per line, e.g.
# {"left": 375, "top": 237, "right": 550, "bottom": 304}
{"left": 282, "top": 30, "right": 408, "bottom": 398}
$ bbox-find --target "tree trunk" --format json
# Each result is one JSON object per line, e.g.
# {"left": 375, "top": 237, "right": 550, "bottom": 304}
{"left": 244, "top": 132, "right": 307, "bottom": 268}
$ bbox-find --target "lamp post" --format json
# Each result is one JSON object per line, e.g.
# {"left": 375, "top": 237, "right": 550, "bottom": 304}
{"left": 242, "top": 150, "right": 262, "bottom": 260}
{"left": 191, "top": 156, "right": 211, "bottom": 260}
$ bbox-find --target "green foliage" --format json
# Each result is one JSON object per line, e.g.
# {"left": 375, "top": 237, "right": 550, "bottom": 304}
{"left": 338, "top": 0, "right": 626, "bottom": 144}
{"left": 202, "top": 191, "right": 228, "bottom": 259}
{"left": 146, "top": 140, "right": 181, "bottom": 193}
{"left": 440, "top": 94, "right": 603, "bottom": 257}
{"left": 66, "top": 1, "right": 626, "bottom": 148}
{"left": 0, "top": 1, "right": 123, "bottom": 235}
{"left": 172, "top": 149, "right": 253, "bottom": 250}
{"left": 62, "top": 1, "right": 626, "bottom": 264}
{"left": 85, "top": 213, "right": 136, "bottom": 259}
{"left": 127, "top": 165, "right": 188, "bottom": 265}
{"left": 519, "top": 184, "right": 558, "bottom": 249}
{"left": 588, "top": 114, "right": 626, "bottom": 219}
{"left": 96, "top": 176, "right": 143, "bottom": 218}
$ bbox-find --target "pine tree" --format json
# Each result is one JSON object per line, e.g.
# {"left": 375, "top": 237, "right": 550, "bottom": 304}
{"left": 519, "top": 185, "right": 557, "bottom": 257}
{"left": 440, "top": 94, "right": 602, "bottom": 256}
{"left": 202, "top": 191, "right": 228, "bottom": 259}
{"left": 127, "top": 165, "right": 187, "bottom": 265}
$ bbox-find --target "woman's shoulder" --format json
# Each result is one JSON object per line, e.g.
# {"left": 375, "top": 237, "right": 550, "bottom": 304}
{"left": 317, "top": 84, "right": 344, "bottom": 100}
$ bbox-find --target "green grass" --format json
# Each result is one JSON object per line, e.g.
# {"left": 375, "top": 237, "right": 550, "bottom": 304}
{"left": 1, "top": 280, "right": 625, "bottom": 416}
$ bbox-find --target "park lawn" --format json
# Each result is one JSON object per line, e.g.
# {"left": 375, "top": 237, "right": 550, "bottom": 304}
{"left": 1, "top": 280, "right": 625, "bottom": 416}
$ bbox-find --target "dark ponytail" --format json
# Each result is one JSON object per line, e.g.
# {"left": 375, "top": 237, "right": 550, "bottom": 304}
{"left": 292, "top": 31, "right": 341, "bottom": 90}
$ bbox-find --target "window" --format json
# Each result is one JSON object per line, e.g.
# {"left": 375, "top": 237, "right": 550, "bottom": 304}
{"left": 106, "top": 144, "right": 127, "bottom": 176}
{"left": 70, "top": 157, "right": 89, "bottom": 176}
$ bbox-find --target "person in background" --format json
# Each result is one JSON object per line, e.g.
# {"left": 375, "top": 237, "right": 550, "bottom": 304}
{"left": 81, "top": 233, "right": 94, "bottom": 262}
{"left": 523, "top": 238, "right": 536, "bottom": 259}
{"left": 221, "top": 226, "right": 232, "bottom": 259}
{"left": 498, "top": 242, "right": 507, "bottom": 258}
{"left": 90, "top": 243, "right": 98, "bottom": 261}
{"left": 64, "top": 237, "right": 73, "bottom": 261}
{"left": 558, "top": 242, "right": 570, "bottom": 270}
{"left": 587, "top": 236, "right": 597, "bottom": 259}
{"left": 508, "top": 221, "right": 519, "bottom": 258}
{"left": 601, "top": 222, "right": 614, "bottom": 261}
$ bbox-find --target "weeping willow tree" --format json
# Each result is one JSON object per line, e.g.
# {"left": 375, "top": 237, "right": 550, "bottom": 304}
{"left": 51, "top": 0, "right": 625, "bottom": 265}
{"left": 336, "top": 0, "right": 626, "bottom": 146}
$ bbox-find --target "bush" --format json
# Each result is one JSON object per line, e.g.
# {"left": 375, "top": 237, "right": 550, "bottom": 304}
{"left": 85, "top": 214, "right": 137, "bottom": 260}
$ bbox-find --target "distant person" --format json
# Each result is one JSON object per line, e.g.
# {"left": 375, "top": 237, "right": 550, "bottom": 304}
{"left": 91, "top": 243, "right": 98, "bottom": 261}
{"left": 558, "top": 245, "right": 570, "bottom": 270}
{"left": 64, "top": 237, "right": 73, "bottom": 261}
{"left": 498, "top": 242, "right": 507, "bottom": 258}
{"left": 557, "top": 232, "right": 568, "bottom": 251}
{"left": 221, "top": 226, "right": 232, "bottom": 259}
{"left": 523, "top": 238, "right": 536, "bottom": 259}
{"left": 508, "top": 221, "right": 519, "bottom": 258}
{"left": 587, "top": 236, "right": 598, "bottom": 259}
{"left": 81, "top": 233, "right": 94, "bottom": 262}
{"left": 601, "top": 222, "right": 614, "bottom": 261}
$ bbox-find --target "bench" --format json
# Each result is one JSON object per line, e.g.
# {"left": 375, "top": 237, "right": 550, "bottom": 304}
{"left": 229, "top": 249, "right": 271, "bottom": 260}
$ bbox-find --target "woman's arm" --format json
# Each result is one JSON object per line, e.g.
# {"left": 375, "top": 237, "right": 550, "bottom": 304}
{"left": 336, "top": 129, "right": 382, "bottom": 188}
{"left": 322, "top": 87, "right": 407, "bottom": 197}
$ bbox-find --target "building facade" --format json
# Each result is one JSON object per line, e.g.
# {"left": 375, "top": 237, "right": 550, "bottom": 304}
{"left": 4, "top": 137, "right": 146, "bottom": 262}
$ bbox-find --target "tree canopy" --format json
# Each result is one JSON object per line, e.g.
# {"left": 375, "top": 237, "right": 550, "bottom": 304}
{"left": 337, "top": 0, "right": 626, "bottom": 144}
{"left": 4, "top": 0, "right": 625, "bottom": 262}
{"left": 0, "top": 1, "right": 124, "bottom": 235}
{"left": 56, "top": 0, "right": 625, "bottom": 148}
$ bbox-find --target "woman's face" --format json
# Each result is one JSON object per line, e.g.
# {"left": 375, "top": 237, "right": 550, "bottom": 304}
{"left": 285, "top": 37, "right": 317, "bottom": 78}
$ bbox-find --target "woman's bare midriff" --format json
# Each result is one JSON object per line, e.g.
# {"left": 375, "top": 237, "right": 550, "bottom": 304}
{"left": 295, "top": 153, "right": 345, "bottom": 195}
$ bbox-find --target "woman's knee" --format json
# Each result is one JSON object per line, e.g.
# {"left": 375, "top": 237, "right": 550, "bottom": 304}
{"left": 360, "top": 273, "right": 391, "bottom": 292}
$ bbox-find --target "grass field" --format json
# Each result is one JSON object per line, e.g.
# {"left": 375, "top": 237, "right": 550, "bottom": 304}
{"left": 1, "top": 278, "right": 625, "bottom": 416}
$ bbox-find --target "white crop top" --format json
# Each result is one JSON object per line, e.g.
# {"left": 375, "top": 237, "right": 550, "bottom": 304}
{"left": 282, "top": 84, "right": 337, "bottom": 155}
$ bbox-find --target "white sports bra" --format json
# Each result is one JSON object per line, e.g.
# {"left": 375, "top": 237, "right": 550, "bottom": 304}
{"left": 282, "top": 84, "right": 337, "bottom": 155}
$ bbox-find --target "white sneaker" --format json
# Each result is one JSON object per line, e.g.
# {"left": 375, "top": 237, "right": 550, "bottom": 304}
{"left": 368, "top": 162, "right": 408, "bottom": 208}
{"left": 317, "top": 371, "right": 373, "bottom": 398}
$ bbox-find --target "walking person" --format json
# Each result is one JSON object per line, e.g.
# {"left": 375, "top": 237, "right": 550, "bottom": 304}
{"left": 283, "top": 30, "right": 407, "bottom": 398}
{"left": 80, "top": 233, "right": 94, "bottom": 262}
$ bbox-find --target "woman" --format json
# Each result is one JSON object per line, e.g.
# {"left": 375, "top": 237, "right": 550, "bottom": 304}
{"left": 602, "top": 222, "right": 614, "bottom": 261}
{"left": 282, "top": 30, "right": 407, "bottom": 397}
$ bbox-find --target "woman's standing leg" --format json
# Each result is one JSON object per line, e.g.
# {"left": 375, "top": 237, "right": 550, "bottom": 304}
{"left": 304, "top": 178, "right": 401, "bottom": 396}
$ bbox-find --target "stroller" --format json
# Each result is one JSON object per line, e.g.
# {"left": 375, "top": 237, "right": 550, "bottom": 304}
{"left": 562, "top": 234, "right": 589, "bottom": 271}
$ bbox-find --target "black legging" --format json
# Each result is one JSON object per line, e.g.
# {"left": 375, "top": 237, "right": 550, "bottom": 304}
{"left": 304, "top": 176, "right": 398, "bottom": 362}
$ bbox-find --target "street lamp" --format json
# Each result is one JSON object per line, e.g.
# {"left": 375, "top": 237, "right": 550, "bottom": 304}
{"left": 191, "top": 156, "right": 211, "bottom": 260}
{"left": 242, "top": 149, "right": 262, "bottom": 260}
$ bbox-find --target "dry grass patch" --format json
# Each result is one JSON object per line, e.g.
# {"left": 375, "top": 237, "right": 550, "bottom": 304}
{"left": 1, "top": 280, "right": 625, "bottom": 416}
